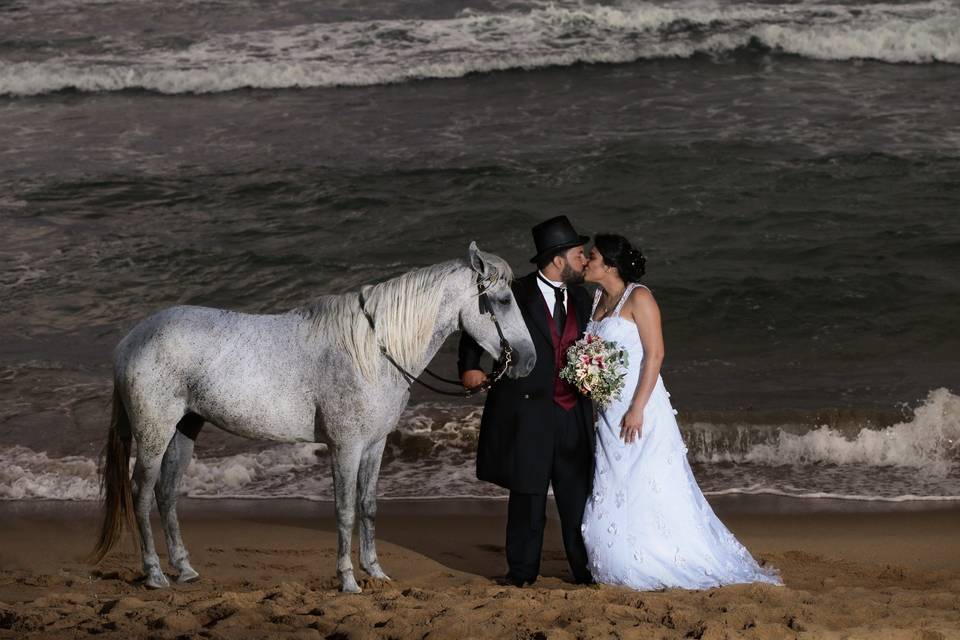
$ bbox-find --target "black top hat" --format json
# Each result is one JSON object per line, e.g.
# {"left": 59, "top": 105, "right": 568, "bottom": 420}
{"left": 529, "top": 215, "right": 590, "bottom": 263}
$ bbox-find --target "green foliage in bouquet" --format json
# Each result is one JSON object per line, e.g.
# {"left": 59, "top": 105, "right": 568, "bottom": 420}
{"left": 559, "top": 333, "right": 630, "bottom": 408}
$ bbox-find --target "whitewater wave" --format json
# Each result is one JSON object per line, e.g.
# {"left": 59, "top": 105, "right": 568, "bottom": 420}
{"left": 1, "top": 1, "right": 957, "bottom": 96}
{"left": 1, "top": 388, "right": 957, "bottom": 502}
{"left": 688, "top": 387, "right": 960, "bottom": 471}
{"left": 0, "top": 447, "right": 99, "bottom": 500}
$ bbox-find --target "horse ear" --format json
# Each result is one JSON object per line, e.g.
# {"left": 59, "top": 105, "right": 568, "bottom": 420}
{"left": 468, "top": 241, "right": 487, "bottom": 275}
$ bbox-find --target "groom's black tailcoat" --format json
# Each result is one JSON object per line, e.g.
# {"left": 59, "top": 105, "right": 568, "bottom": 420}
{"left": 458, "top": 271, "right": 595, "bottom": 583}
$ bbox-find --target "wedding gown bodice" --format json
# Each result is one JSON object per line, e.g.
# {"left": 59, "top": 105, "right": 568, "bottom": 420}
{"left": 587, "top": 284, "right": 671, "bottom": 445}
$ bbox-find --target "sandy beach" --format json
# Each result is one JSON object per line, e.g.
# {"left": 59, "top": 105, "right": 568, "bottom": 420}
{"left": 1, "top": 497, "right": 958, "bottom": 639}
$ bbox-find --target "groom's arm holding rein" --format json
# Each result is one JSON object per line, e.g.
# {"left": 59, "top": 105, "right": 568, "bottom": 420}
{"left": 458, "top": 333, "right": 489, "bottom": 389}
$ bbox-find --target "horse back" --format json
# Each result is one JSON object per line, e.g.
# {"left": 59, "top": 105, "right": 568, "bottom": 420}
{"left": 114, "top": 305, "right": 322, "bottom": 442}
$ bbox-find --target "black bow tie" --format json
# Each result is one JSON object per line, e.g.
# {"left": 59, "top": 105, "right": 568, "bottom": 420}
{"left": 538, "top": 274, "right": 567, "bottom": 329}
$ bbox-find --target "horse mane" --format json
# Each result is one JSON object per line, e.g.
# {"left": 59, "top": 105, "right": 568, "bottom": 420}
{"left": 300, "top": 256, "right": 513, "bottom": 380}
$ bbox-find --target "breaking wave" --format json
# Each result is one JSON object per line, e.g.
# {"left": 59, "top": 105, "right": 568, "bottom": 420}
{"left": 1, "top": 388, "right": 958, "bottom": 502}
{"left": 687, "top": 387, "right": 960, "bottom": 472}
{"left": 1, "top": 1, "right": 957, "bottom": 96}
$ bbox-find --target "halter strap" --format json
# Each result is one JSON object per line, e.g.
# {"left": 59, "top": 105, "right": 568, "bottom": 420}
{"left": 591, "top": 282, "right": 647, "bottom": 322}
{"left": 590, "top": 287, "right": 602, "bottom": 319}
{"left": 613, "top": 282, "right": 641, "bottom": 317}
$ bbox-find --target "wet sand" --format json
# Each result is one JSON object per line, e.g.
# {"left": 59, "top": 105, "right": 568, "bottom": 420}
{"left": 1, "top": 497, "right": 959, "bottom": 639}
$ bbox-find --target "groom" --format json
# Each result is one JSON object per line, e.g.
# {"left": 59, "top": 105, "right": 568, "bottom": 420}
{"left": 459, "top": 216, "right": 595, "bottom": 587}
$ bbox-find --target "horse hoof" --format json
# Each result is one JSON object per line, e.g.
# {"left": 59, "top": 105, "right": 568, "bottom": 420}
{"left": 338, "top": 572, "right": 362, "bottom": 594}
{"left": 177, "top": 567, "right": 200, "bottom": 584}
{"left": 364, "top": 565, "right": 391, "bottom": 581}
{"left": 145, "top": 570, "right": 170, "bottom": 589}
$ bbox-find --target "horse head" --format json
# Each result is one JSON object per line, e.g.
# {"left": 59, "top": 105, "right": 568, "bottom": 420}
{"left": 461, "top": 242, "right": 536, "bottom": 378}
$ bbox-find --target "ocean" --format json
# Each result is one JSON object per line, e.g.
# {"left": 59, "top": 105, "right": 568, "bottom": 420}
{"left": 1, "top": 0, "right": 958, "bottom": 504}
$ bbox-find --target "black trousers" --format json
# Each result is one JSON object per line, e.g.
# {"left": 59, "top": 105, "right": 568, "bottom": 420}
{"left": 505, "top": 402, "right": 593, "bottom": 584}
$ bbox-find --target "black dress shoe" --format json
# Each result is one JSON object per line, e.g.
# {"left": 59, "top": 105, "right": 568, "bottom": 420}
{"left": 572, "top": 571, "right": 595, "bottom": 585}
{"left": 496, "top": 573, "right": 531, "bottom": 587}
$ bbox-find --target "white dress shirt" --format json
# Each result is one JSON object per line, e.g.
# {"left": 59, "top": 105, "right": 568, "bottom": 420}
{"left": 536, "top": 271, "right": 566, "bottom": 318}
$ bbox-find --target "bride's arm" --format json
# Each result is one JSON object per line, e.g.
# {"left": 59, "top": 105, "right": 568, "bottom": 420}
{"left": 620, "top": 287, "right": 664, "bottom": 444}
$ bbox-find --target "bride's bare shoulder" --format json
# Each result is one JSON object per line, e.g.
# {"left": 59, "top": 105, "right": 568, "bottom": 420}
{"left": 628, "top": 284, "right": 655, "bottom": 302}
{"left": 625, "top": 284, "right": 660, "bottom": 317}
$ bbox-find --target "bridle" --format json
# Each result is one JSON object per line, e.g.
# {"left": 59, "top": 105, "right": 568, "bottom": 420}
{"left": 357, "top": 273, "right": 515, "bottom": 397}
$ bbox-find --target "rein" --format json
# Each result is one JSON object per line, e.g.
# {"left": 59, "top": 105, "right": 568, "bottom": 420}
{"left": 357, "top": 274, "right": 514, "bottom": 398}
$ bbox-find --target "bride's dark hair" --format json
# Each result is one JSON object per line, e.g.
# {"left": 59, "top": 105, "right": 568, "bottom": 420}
{"left": 593, "top": 234, "right": 646, "bottom": 283}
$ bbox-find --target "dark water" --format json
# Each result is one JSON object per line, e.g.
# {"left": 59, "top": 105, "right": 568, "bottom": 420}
{"left": 1, "top": 0, "right": 958, "bottom": 501}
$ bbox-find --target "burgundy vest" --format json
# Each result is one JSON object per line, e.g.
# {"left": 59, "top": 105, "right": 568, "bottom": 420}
{"left": 543, "top": 295, "right": 580, "bottom": 411}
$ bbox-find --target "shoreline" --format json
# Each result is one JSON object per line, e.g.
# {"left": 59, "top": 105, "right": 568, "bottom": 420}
{"left": 5, "top": 495, "right": 960, "bottom": 571}
{"left": 6, "top": 492, "right": 960, "bottom": 514}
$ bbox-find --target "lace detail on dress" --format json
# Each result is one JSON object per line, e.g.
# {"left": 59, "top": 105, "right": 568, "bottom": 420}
{"left": 612, "top": 282, "right": 640, "bottom": 317}
{"left": 590, "top": 287, "right": 602, "bottom": 322}
{"left": 589, "top": 282, "right": 647, "bottom": 328}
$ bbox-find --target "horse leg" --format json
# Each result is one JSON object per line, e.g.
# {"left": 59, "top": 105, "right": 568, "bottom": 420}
{"left": 156, "top": 419, "right": 202, "bottom": 583}
{"left": 132, "top": 448, "right": 170, "bottom": 589}
{"left": 331, "top": 442, "right": 364, "bottom": 593}
{"left": 357, "top": 436, "right": 390, "bottom": 580}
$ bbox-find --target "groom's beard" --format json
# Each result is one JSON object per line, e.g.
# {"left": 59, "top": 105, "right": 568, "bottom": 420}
{"left": 560, "top": 262, "right": 586, "bottom": 286}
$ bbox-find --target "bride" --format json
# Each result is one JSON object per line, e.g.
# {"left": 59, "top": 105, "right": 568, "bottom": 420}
{"left": 580, "top": 234, "right": 781, "bottom": 590}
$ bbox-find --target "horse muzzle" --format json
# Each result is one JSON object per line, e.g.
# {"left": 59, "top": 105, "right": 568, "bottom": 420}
{"left": 506, "top": 345, "right": 536, "bottom": 379}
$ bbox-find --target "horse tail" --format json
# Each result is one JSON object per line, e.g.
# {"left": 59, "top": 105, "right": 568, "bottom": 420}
{"left": 89, "top": 384, "right": 137, "bottom": 564}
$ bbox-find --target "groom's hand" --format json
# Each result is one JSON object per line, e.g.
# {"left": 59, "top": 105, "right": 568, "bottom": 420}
{"left": 461, "top": 369, "right": 488, "bottom": 390}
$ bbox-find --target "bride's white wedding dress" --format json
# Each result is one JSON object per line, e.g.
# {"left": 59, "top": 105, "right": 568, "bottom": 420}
{"left": 581, "top": 283, "right": 781, "bottom": 590}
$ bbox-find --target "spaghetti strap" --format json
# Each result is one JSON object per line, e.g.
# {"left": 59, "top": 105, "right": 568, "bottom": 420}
{"left": 590, "top": 287, "right": 602, "bottom": 319}
{"left": 612, "top": 282, "right": 640, "bottom": 317}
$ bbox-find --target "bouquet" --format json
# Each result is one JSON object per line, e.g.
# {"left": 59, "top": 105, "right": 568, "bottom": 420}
{"left": 559, "top": 333, "right": 630, "bottom": 408}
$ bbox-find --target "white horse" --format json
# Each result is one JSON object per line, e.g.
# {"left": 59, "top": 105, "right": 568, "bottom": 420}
{"left": 90, "top": 243, "right": 535, "bottom": 593}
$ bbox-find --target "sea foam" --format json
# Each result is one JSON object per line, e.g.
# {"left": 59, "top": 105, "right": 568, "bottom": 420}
{"left": 0, "top": 388, "right": 957, "bottom": 502}
{"left": 688, "top": 387, "right": 960, "bottom": 472}
{"left": 0, "top": 1, "right": 957, "bottom": 96}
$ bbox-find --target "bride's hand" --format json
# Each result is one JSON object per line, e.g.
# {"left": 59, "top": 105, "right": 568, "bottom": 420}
{"left": 620, "top": 407, "right": 643, "bottom": 444}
